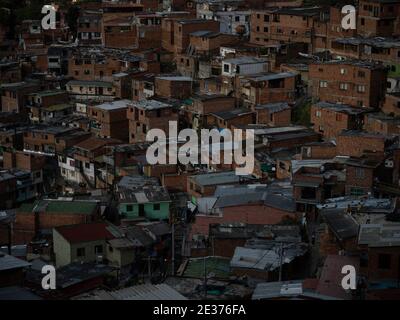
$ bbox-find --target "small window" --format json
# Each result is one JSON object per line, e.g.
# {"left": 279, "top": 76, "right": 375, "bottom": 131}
{"left": 378, "top": 253, "right": 391, "bottom": 269}
{"left": 264, "top": 15, "right": 269, "bottom": 22}
{"left": 127, "top": 204, "right": 133, "bottom": 211}
{"left": 264, "top": 27, "right": 268, "bottom": 32}
{"left": 94, "top": 245, "right": 103, "bottom": 254}
{"left": 357, "top": 85, "right": 366, "bottom": 93}
{"left": 350, "top": 187, "right": 364, "bottom": 196}
{"left": 235, "top": 16, "right": 240, "bottom": 22}
{"left": 77, "top": 248, "right": 85, "bottom": 257}
{"left": 153, "top": 203, "right": 160, "bottom": 210}
{"left": 358, "top": 71, "right": 365, "bottom": 78}
{"left": 355, "top": 167, "right": 365, "bottom": 178}
{"left": 85, "top": 162, "right": 90, "bottom": 169}
{"left": 340, "top": 68, "right": 347, "bottom": 75}
{"left": 319, "top": 81, "right": 328, "bottom": 88}
{"left": 223, "top": 64, "right": 229, "bottom": 72}
{"left": 340, "top": 83, "right": 348, "bottom": 90}
{"left": 316, "top": 110, "right": 321, "bottom": 117}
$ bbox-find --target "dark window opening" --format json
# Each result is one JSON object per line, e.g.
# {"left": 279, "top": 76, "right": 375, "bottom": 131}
{"left": 378, "top": 253, "right": 391, "bottom": 269}
{"left": 77, "top": 248, "right": 85, "bottom": 257}
{"left": 301, "top": 187, "right": 316, "bottom": 200}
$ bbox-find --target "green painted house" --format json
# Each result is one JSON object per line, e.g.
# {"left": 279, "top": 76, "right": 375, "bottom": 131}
{"left": 117, "top": 176, "right": 171, "bottom": 220}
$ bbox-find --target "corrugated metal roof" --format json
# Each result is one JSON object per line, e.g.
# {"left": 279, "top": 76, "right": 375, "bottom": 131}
{"left": 0, "top": 253, "right": 31, "bottom": 271}
{"left": 76, "top": 284, "right": 187, "bottom": 300}
{"left": 252, "top": 281, "right": 303, "bottom": 299}
{"left": 231, "top": 243, "right": 308, "bottom": 271}
{"left": 213, "top": 191, "right": 266, "bottom": 208}
{"left": 358, "top": 224, "right": 400, "bottom": 247}
{"left": 111, "top": 284, "right": 187, "bottom": 300}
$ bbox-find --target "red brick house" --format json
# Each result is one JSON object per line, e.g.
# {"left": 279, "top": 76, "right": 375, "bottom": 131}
{"left": 311, "top": 101, "right": 368, "bottom": 140}
{"left": 309, "top": 61, "right": 387, "bottom": 108}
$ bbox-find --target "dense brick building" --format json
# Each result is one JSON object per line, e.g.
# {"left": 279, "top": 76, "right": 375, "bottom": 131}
{"left": 14, "top": 200, "right": 100, "bottom": 244}
{"left": 102, "top": 16, "right": 138, "bottom": 49}
{"left": 3, "top": 150, "right": 46, "bottom": 172}
{"left": 127, "top": 99, "right": 179, "bottom": 143}
{"left": 23, "top": 126, "right": 88, "bottom": 155}
{"left": 252, "top": 102, "right": 291, "bottom": 126}
{"left": 162, "top": 18, "right": 220, "bottom": 53}
{"left": 311, "top": 101, "right": 367, "bottom": 140}
{"left": 66, "top": 80, "right": 115, "bottom": 102}
{"left": 77, "top": 10, "right": 103, "bottom": 45}
{"left": 250, "top": 7, "right": 329, "bottom": 53}
{"left": 345, "top": 157, "right": 380, "bottom": 196}
{"left": 88, "top": 100, "right": 130, "bottom": 142}
{"left": 336, "top": 130, "right": 388, "bottom": 157}
{"left": 359, "top": 224, "right": 400, "bottom": 283}
{"left": 154, "top": 76, "right": 193, "bottom": 99}
{"left": 240, "top": 72, "right": 297, "bottom": 106}
{"left": 329, "top": 37, "right": 400, "bottom": 94}
{"left": 300, "top": 141, "right": 337, "bottom": 159}
{"left": 382, "top": 93, "right": 400, "bottom": 116}
{"left": 292, "top": 161, "right": 346, "bottom": 214}
{"left": 309, "top": 61, "right": 388, "bottom": 108}
{"left": 25, "top": 90, "right": 69, "bottom": 123}
{"left": 183, "top": 94, "right": 236, "bottom": 129}
{"left": 189, "top": 31, "right": 238, "bottom": 55}
{"left": 357, "top": 0, "right": 400, "bottom": 37}
{"left": 364, "top": 112, "right": 400, "bottom": 135}
{"left": 207, "top": 108, "right": 256, "bottom": 129}
{"left": 0, "top": 82, "right": 40, "bottom": 113}
{"left": 132, "top": 73, "right": 155, "bottom": 101}
{"left": 326, "top": 5, "right": 357, "bottom": 49}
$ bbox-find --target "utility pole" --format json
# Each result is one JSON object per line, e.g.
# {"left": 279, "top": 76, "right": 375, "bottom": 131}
{"left": 147, "top": 256, "right": 152, "bottom": 280}
{"left": 171, "top": 220, "right": 175, "bottom": 275}
{"left": 8, "top": 221, "right": 13, "bottom": 255}
{"left": 203, "top": 256, "right": 207, "bottom": 299}
{"left": 278, "top": 242, "right": 284, "bottom": 282}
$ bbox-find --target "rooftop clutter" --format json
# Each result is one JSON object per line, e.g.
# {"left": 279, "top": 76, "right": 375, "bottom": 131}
{"left": 0, "top": 0, "right": 400, "bottom": 301}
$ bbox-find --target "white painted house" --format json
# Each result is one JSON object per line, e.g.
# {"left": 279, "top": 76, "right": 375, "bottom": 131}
{"left": 222, "top": 57, "right": 269, "bottom": 77}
